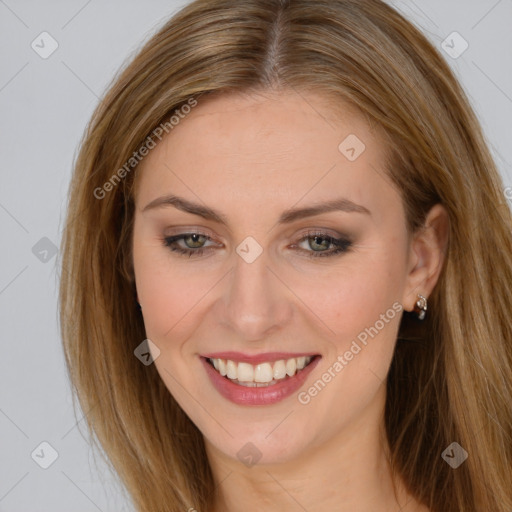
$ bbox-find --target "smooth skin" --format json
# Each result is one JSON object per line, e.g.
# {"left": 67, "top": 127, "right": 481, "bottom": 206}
{"left": 132, "top": 90, "right": 448, "bottom": 512}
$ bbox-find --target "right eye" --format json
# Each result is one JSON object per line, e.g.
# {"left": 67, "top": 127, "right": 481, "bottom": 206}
{"left": 162, "top": 233, "right": 218, "bottom": 257}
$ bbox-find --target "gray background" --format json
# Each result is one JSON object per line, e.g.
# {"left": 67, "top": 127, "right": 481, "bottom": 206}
{"left": 1, "top": 1, "right": 511, "bottom": 510}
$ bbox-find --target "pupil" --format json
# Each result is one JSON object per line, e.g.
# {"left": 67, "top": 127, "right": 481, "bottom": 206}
{"left": 312, "top": 236, "right": 328, "bottom": 250}
{"left": 187, "top": 234, "right": 204, "bottom": 248}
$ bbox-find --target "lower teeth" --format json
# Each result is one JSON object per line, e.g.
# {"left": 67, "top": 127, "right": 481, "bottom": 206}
{"left": 233, "top": 378, "right": 280, "bottom": 387}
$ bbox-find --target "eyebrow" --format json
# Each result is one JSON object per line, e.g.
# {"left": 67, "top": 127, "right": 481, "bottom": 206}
{"left": 141, "top": 194, "right": 370, "bottom": 224}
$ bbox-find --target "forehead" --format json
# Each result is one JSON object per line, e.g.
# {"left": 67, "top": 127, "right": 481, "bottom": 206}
{"left": 134, "top": 90, "right": 396, "bottom": 219}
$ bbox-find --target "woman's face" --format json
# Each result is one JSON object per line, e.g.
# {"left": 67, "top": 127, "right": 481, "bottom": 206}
{"left": 132, "top": 90, "right": 421, "bottom": 466}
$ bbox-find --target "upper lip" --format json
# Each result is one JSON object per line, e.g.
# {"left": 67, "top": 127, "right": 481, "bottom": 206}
{"left": 201, "top": 351, "right": 319, "bottom": 364}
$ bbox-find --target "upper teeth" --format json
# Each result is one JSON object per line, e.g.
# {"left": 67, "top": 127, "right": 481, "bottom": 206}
{"left": 209, "top": 356, "right": 313, "bottom": 384}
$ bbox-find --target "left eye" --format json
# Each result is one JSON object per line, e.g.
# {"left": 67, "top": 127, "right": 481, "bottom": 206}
{"left": 294, "top": 232, "right": 352, "bottom": 258}
{"left": 299, "top": 234, "right": 334, "bottom": 251}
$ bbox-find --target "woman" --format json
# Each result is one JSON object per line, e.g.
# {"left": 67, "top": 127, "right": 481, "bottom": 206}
{"left": 59, "top": 0, "right": 512, "bottom": 511}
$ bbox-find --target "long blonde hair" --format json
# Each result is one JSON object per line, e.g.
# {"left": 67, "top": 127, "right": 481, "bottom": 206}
{"left": 59, "top": 0, "right": 512, "bottom": 510}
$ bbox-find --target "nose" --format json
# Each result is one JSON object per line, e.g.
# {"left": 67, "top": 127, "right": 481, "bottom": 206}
{"left": 214, "top": 249, "right": 294, "bottom": 341}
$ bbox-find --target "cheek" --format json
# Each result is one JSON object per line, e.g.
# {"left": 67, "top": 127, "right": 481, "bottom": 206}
{"left": 285, "top": 243, "right": 407, "bottom": 342}
{"left": 292, "top": 269, "right": 404, "bottom": 442}
{"left": 135, "top": 260, "right": 213, "bottom": 343}
{"left": 132, "top": 229, "right": 205, "bottom": 342}
{"left": 298, "top": 242, "right": 407, "bottom": 393}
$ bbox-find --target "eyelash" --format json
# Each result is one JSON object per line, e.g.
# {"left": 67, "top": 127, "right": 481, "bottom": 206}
{"left": 162, "top": 231, "right": 352, "bottom": 259}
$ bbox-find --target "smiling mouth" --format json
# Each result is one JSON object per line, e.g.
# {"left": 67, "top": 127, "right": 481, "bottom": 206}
{"left": 206, "top": 355, "right": 319, "bottom": 387}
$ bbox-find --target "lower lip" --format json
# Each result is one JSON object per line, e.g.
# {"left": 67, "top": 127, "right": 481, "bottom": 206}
{"left": 201, "top": 356, "right": 321, "bottom": 406}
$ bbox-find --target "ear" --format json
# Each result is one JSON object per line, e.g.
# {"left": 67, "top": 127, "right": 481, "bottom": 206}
{"left": 401, "top": 204, "right": 450, "bottom": 312}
